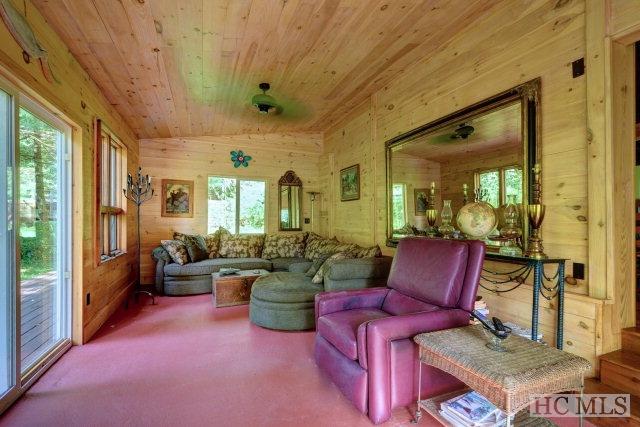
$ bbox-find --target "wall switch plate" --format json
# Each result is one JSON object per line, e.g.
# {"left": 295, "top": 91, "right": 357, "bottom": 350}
{"left": 573, "top": 263, "right": 585, "bottom": 280}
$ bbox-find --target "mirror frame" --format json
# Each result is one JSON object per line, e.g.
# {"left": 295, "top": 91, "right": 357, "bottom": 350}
{"left": 278, "top": 170, "right": 303, "bottom": 231}
{"left": 385, "top": 78, "right": 541, "bottom": 249}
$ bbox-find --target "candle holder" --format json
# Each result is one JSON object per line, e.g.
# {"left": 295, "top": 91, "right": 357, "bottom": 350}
{"left": 123, "top": 167, "right": 156, "bottom": 304}
{"left": 525, "top": 163, "right": 547, "bottom": 259}
{"left": 425, "top": 183, "right": 438, "bottom": 236}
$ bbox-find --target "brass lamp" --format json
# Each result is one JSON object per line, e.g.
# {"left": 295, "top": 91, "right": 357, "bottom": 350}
{"left": 525, "top": 163, "right": 547, "bottom": 259}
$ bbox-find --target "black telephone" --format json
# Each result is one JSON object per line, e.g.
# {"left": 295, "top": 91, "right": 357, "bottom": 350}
{"left": 470, "top": 310, "right": 512, "bottom": 340}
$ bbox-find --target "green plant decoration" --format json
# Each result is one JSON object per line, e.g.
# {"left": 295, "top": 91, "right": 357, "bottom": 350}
{"left": 230, "top": 150, "right": 252, "bottom": 168}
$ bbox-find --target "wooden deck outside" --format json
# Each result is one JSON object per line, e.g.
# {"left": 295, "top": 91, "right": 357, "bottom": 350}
{"left": 20, "top": 272, "right": 57, "bottom": 370}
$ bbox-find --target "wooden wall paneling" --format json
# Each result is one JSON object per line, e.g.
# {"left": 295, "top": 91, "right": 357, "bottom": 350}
{"left": 585, "top": 0, "right": 611, "bottom": 301}
{"left": 320, "top": 0, "right": 601, "bottom": 366}
{"left": 139, "top": 133, "right": 322, "bottom": 284}
{"left": 0, "top": 0, "right": 140, "bottom": 342}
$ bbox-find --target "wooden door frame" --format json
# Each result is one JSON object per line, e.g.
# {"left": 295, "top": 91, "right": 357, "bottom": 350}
{"left": 586, "top": 0, "right": 639, "bottom": 354}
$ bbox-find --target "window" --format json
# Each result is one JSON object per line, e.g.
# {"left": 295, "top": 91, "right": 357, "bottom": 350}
{"left": 391, "top": 183, "right": 407, "bottom": 230}
{"left": 95, "top": 120, "right": 127, "bottom": 261}
{"left": 208, "top": 176, "right": 266, "bottom": 234}
{"left": 475, "top": 166, "right": 523, "bottom": 208}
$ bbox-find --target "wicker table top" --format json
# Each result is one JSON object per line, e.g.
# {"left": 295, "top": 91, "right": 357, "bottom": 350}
{"left": 414, "top": 324, "right": 591, "bottom": 414}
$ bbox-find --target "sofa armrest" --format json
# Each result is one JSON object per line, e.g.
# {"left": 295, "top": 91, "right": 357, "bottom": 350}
{"left": 314, "top": 287, "right": 389, "bottom": 323}
{"left": 325, "top": 256, "right": 392, "bottom": 281}
{"left": 151, "top": 246, "right": 172, "bottom": 263}
{"left": 366, "top": 309, "right": 470, "bottom": 424}
{"left": 151, "top": 246, "right": 171, "bottom": 294}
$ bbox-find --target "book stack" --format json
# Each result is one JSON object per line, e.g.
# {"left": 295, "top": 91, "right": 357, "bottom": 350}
{"left": 439, "top": 391, "right": 508, "bottom": 427}
{"left": 503, "top": 322, "right": 543, "bottom": 342}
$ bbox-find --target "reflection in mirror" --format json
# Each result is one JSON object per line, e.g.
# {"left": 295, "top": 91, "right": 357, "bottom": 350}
{"left": 278, "top": 170, "right": 303, "bottom": 231}
{"left": 386, "top": 79, "right": 540, "bottom": 254}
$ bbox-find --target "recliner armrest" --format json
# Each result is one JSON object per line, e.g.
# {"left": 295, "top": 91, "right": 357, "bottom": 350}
{"left": 314, "top": 287, "right": 389, "bottom": 323}
{"left": 365, "top": 308, "right": 471, "bottom": 424}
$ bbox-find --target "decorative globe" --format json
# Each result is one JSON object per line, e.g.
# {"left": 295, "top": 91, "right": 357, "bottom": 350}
{"left": 456, "top": 201, "right": 497, "bottom": 239}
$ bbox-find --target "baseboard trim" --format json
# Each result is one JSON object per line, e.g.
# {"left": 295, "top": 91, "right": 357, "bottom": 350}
{"left": 82, "top": 280, "right": 135, "bottom": 343}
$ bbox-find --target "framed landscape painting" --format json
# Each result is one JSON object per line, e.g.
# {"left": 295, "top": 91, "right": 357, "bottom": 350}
{"left": 161, "top": 179, "right": 194, "bottom": 218}
{"left": 340, "top": 164, "right": 360, "bottom": 201}
{"left": 414, "top": 188, "right": 429, "bottom": 215}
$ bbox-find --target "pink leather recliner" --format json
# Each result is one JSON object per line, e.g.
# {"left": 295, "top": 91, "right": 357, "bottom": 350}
{"left": 314, "top": 238, "right": 486, "bottom": 424}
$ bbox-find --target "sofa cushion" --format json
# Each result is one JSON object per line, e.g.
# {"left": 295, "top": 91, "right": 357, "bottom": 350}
{"left": 262, "top": 233, "right": 308, "bottom": 259}
{"left": 164, "top": 257, "right": 271, "bottom": 276}
{"left": 174, "top": 233, "right": 208, "bottom": 262}
{"left": 317, "top": 308, "right": 390, "bottom": 361}
{"left": 270, "top": 257, "right": 308, "bottom": 271}
{"left": 251, "top": 272, "right": 322, "bottom": 304}
{"left": 219, "top": 234, "right": 265, "bottom": 258}
{"left": 161, "top": 240, "right": 189, "bottom": 265}
{"left": 387, "top": 238, "right": 469, "bottom": 308}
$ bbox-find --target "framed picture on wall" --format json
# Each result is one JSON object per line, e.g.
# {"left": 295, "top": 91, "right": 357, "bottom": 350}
{"left": 161, "top": 179, "right": 194, "bottom": 218}
{"left": 414, "top": 188, "right": 429, "bottom": 215}
{"left": 340, "top": 164, "right": 360, "bottom": 201}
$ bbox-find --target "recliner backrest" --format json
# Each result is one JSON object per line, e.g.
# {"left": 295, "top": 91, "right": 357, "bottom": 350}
{"left": 386, "top": 238, "right": 484, "bottom": 309}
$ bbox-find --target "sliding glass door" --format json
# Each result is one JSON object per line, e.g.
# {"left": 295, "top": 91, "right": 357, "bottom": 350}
{"left": 18, "top": 100, "right": 71, "bottom": 377}
{"left": 0, "top": 78, "right": 72, "bottom": 412}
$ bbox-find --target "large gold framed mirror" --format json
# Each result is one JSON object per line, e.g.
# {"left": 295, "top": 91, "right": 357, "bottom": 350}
{"left": 279, "top": 170, "right": 303, "bottom": 231}
{"left": 386, "top": 79, "right": 541, "bottom": 253}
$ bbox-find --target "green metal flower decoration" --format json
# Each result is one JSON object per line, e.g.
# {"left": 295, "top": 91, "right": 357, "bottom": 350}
{"left": 230, "top": 150, "right": 252, "bottom": 168}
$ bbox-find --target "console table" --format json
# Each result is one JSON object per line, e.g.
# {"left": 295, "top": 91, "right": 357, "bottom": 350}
{"left": 413, "top": 325, "right": 591, "bottom": 426}
{"left": 481, "top": 253, "right": 567, "bottom": 349}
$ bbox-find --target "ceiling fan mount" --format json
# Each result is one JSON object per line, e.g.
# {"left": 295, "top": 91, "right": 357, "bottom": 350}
{"left": 252, "top": 82, "right": 281, "bottom": 115}
{"left": 451, "top": 123, "right": 475, "bottom": 140}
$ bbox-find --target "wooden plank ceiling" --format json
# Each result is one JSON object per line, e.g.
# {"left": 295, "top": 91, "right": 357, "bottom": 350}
{"left": 33, "top": 0, "right": 496, "bottom": 138}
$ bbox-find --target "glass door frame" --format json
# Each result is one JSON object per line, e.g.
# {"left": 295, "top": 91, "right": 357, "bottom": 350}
{"left": 0, "top": 75, "right": 20, "bottom": 415}
{"left": 0, "top": 75, "right": 73, "bottom": 413}
{"left": 18, "top": 95, "right": 73, "bottom": 386}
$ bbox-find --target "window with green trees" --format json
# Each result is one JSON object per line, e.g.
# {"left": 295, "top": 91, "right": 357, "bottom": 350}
{"left": 208, "top": 177, "right": 265, "bottom": 234}
{"left": 475, "top": 166, "right": 523, "bottom": 208}
{"left": 391, "top": 183, "right": 406, "bottom": 230}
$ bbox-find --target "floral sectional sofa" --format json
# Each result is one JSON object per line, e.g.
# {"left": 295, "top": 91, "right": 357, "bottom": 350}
{"left": 151, "top": 229, "right": 392, "bottom": 296}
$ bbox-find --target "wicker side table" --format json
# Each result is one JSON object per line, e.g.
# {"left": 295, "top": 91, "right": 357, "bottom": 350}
{"left": 413, "top": 325, "right": 591, "bottom": 426}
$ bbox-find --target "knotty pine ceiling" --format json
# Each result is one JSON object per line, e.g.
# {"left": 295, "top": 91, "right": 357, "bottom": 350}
{"left": 34, "top": 0, "right": 496, "bottom": 138}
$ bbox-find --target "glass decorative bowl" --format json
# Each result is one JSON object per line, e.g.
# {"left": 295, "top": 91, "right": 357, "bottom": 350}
{"left": 482, "top": 327, "right": 511, "bottom": 352}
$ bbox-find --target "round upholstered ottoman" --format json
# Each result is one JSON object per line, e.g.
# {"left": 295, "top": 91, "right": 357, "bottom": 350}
{"left": 249, "top": 272, "right": 323, "bottom": 331}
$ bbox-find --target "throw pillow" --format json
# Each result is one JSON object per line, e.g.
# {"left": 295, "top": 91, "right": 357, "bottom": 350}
{"left": 183, "top": 235, "right": 209, "bottom": 262}
{"left": 352, "top": 244, "right": 382, "bottom": 258}
{"left": 219, "top": 234, "right": 265, "bottom": 258}
{"left": 202, "top": 227, "right": 230, "bottom": 258}
{"left": 304, "top": 236, "right": 343, "bottom": 260}
{"left": 305, "top": 255, "right": 330, "bottom": 277}
{"left": 262, "top": 233, "right": 308, "bottom": 259}
{"left": 312, "top": 252, "right": 355, "bottom": 284}
{"left": 161, "top": 240, "right": 189, "bottom": 265}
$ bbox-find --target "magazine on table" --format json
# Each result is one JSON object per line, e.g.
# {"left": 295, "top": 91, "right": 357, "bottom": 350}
{"left": 439, "top": 391, "right": 507, "bottom": 426}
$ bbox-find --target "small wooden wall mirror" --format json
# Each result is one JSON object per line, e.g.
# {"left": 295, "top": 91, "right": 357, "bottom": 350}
{"left": 278, "top": 170, "right": 303, "bottom": 231}
{"left": 385, "top": 78, "right": 541, "bottom": 253}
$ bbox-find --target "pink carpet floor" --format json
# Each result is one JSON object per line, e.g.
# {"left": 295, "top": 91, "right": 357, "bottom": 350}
{"left": 0, "top": 295, "right": 595, "bottom": 427}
